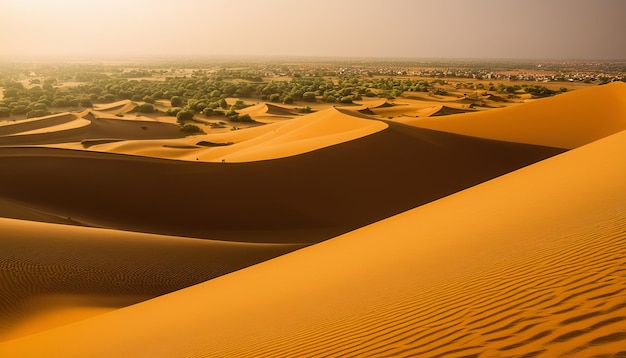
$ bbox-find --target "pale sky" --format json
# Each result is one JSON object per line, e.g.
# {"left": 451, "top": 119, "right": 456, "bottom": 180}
{"left": 1, "top": 0, "right": 624, "bottom": 60}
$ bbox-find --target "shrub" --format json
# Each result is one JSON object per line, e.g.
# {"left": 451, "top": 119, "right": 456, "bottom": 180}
{"left": 180, "top": 123, "right": 204, "bottom": 134}
{"left": 166, "top": 107, "right": 182, "bottom": 116}
{"left": 170, "top": 96, "right": 183, "bottom": 107}
{"left": 27, "top": 109, "right": 51, "bottom": 118}
{"left": 0, "top": 107, "right": 10, "bottom": 117}
{"left": 339, "top": 96, "right": 353, "bottom": 104}
{"left": 176, "top": 110, "right": 194, "bottom": 123}
{"left": 302, "top": 92, "right": 317, "bottom": 102}
{"left": 230, "top": 113, "right": 254, "bottom": 122}
{"left": 79, "top": 98, "right": 93, "bottom": 107}
{"left": 11, "top": 105, "right": 28, "bottom": 115}
{"left": 324, "top": 94, "right": 336, "bottom": 103}
{"left": 231, "top": 100, "right": 248, "bottom": 110}
{"left": 137, "top": 103, "right": 154, "bottom": 113}
{"left": 269, "top": 94, "right": 280, "bottom": 102}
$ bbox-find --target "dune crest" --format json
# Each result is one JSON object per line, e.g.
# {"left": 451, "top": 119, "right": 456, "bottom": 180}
{"left": 1, "top": 130, "right": 624, "bottom": 356}
{"left": 92, "top": 100, "right": 137, "bottom": 113}
{"left": 404, "top": 82, "right": 626, "bottom": 148}
{"left": 83, "top": 107, "right": 388, "bottom": 162}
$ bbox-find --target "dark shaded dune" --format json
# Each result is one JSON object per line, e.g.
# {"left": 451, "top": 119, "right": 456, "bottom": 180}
{"left": 264, "top": 103, "right": 298, "bottom": 116}
{"left": 0, "top": 197, "right": 76, "bottom": 226}
{"left": 0, "top": 218, "right": 301, "bottom": 339}
{"left": 357, "top": 108, "right": 376, "bottom": 115}
{"left": 0, "top": 117, "right": 185, "bottom": 146}
{"left": 0, "top": 122, "right": 565, "bottom": 243}
{"left": 0, "top": 113, "right": 77, "bottom": 136}
{"left": 431, "top": 105, "right": 475, "bottom": 116}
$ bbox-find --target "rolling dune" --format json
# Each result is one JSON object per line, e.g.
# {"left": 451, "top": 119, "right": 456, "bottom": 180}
{"left": 0, "top": 112, "right": 79, "bottom": 135}
{"left": 404, "top": 82, "right": 626, "bottom": 148}
{"left": 92, "top": 100, "right": 137, "bottom": 113}
{"left": 1, "top": 83, "right": 624, "bottom": 357}
{"left": 0, "top": 115, "right": 185, "bottom": 146}
{"left": 237, "top": 102, "right": 299, "bottom": 119}
{"left": 1, "top": 122, "right": 623, "bottom": 358}
{"left": 0, "top": 217, "right": 302, "bottom": 341}
{"left": 83, "top": 107, "right": 388, "bottom": 162}
{"left": 0, "top": 120, "right": 563, "bottom": 243}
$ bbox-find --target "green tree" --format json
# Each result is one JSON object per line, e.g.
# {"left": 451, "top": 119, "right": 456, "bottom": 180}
{"left": 170, "top": 96, "right": 183, "bottom": 107}
{"left": 302, "top": 91, "right": 316, "bottom": 102}
{"left": 0, "top": 107, "right": 11, "bottom": 117}
{"left": 176, "top": 110, "right": 194, "bottom": 123}
{"left": 180, "top": 123, "right": 204, "bottom": 134}
{"left": 138, "top": 103, "right": 154, "bottom": 113}
{"left": 269, "top": 94, "right": 280, "bottom": 102}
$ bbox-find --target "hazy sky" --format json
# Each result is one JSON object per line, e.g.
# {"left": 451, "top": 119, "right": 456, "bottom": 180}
{"left": 1, "top": 0, "right": 625, "bottom": 60}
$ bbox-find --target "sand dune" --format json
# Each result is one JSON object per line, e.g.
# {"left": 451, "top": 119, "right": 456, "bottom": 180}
{"left": 92, "top": 100, "right": 137, "bottom": 113}
{"left": 83, "top": 107, "right": 388, "bottom": 162}
{"left": 0, "top": 119, "right": 562, "bottom": 243}
{"left": 0, "top": 217, "right": 302, "bottom": 341}
{"left": 0, "top": 115, "right": 185, "bottom": 146}
{"left": 237, "top": 102, "right": 299, "bottom": 120}
{"left": 0, "top": 112, "right": 79, "bottom": 135}
{"left": 2, "top": 125, "right": 623, "bottom": 357}
{"left": 1, "top": 83, "right": 623, "bottom": 357}
{"left": 8, "top": 118, "right": 91, "bottom": 136}
{"left": 405, "top": 82, "right": 626, "bottom": 148}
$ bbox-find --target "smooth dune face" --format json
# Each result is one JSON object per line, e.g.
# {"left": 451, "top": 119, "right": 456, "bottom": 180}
{"left": 0, "top": 218, "right": 302, "bottom": 341}
{"left": 1, "top": 128, "right": 623, "bottom": 357}
{"left": 85, "top": 107, "right": 389, "bottom": 162}
{"left": 404, "top": 82, "right": 626, "bottom": 148}
{"left": 92, "top": 100, "right": 137, "bottom": 113}
{"left": 0, "top": 123, "right": 563, "bottom": 243}
{"left": 237, "top": 102, "right": 299, "bottom": 122}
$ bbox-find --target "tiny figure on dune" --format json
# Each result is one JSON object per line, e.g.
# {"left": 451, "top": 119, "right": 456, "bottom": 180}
{"left": 221, "top": 158, "right": 226, "bottom": 163}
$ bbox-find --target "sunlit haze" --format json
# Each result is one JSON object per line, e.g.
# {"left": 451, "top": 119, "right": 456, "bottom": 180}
{"left": 1, "top": 0, "right": 625, "bottom": 60}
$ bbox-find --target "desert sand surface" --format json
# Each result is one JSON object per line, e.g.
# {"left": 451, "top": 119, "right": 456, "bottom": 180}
{"left": 402, "top": 82, "right": 626, "bottom": 149}
{"left": 237, "top": 102, "right": 300, "bottom": 122}
{"left": 0, "top": 82, "right": 625, "bottom": 356}
{"left": 0, "top": 217, "right": 302, "bottom": 341}
{"left": 1, "top": 113, "right": 624, "bottom": 358}
{"left": 74, "top": 107, "right": 389, "bottom": 162}
{"left": 0, "top": 121, "right": 562, "bottom": 242}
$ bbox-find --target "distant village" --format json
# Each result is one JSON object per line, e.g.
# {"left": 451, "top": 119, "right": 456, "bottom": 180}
{"left": 258, "top": 60, "right": 625, "bottom": 85}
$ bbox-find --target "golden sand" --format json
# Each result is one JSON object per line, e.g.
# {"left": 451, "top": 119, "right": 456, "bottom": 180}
{"left": 0, "top": 83, "right": 625, "bottom": 357}
{"left": 403, "top": 82, "right": 626, "bottom": 148}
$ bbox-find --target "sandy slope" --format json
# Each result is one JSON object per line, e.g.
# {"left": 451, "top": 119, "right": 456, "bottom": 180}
{"left": 2, "top": 126, "right": 623, "bottom": 357}
{"left": 81, "top": 107, "right": 388, "bottom": 162}
{"left": 404, "top": 82, "right": 626, "bottom": 148}
{"left": 0, "top": 115, "right": 185, "bottom": 146}
{"left": 236, "top": 102, "right": 299, "bottom": 122}
{"left": 0, "top": 122, "right": 563, "bottom": 243}
{"left": 0, "top": 218, "right": 301, "bottom": 342}
{"left": 92, "top": 100, "right": 137, "bottom": 113}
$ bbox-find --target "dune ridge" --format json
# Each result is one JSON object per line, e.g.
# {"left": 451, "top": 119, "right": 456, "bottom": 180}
{"left": 0, "top": 121, "right": 563, "bottom": 243}
{"left": 1, "top": 125, "right": 623, "bottom": 357}
{"left": 92, "top": 100, "right": 137, "bottom": 113}
{"left": 404, "top": 81, "right": 626, "bottom": 149}
{"left": 237, "top": 102, "right": 299, "bottom": 120}
{"left": 86, "top": 107, "right": 388, "bottom": 162}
